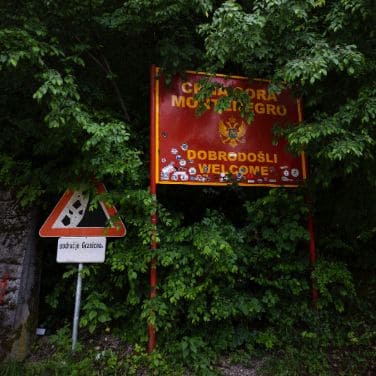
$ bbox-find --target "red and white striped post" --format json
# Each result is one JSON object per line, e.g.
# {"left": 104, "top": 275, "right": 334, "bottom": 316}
{"left": 148, "top": 65, "right": 158, "bottom": 352}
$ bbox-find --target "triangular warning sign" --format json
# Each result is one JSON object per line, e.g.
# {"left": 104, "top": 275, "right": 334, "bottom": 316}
{"left": 39, "top": 183, "right": 126, "bottom": 237}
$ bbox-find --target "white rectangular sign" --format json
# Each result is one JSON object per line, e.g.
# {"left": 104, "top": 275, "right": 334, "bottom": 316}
{"left": 57, "top": 237, "right": 106, "bottom": 263}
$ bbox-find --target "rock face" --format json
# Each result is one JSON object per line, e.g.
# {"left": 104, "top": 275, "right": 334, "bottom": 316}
{"left": 0, "top": 190, "right": 40, "bottom": 361}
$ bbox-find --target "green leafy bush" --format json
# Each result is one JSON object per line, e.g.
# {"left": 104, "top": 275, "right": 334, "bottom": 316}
{"left": 1, "top": 0, "right": 375, "bottom": 374}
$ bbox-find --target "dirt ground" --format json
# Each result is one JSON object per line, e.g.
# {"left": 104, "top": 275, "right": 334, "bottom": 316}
{"left": 27, "top": 334, "right": 264, "bottom": 375}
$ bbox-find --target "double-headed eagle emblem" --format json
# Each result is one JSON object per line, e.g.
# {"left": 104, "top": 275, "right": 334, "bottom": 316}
{"left": 218, "top": 117, "right": 247, "bottom": 148}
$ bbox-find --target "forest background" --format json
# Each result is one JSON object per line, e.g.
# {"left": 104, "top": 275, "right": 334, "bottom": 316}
{"left": 0, "top": 0, "right": 375, "bottom": 375}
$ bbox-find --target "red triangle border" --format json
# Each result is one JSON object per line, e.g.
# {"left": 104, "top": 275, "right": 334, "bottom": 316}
{"left": 39, "top": 183, "right": 126, "bottom": 238}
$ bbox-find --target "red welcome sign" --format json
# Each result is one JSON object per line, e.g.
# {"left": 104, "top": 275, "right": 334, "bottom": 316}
{"left": 150, "top": 67, "right": 306, "bottom": 187}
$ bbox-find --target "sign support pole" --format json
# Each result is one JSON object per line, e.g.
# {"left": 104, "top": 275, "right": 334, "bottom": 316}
{"left": 148, "top": 197, "right": 158, "bottom": 353}
{"left": 148, "top": 66, "right": 310, "bottom": 350}
{"left": 148, "top": 65, "right": 158, "bottom": 353}
{"left": 72, "top": 263, "right": 83, "bottom": 351}
{"left": 307, "top": 211, "right": 318, "bottom": 305}
{"left": 298, "top": 99, "right": 318, "bottom": 306}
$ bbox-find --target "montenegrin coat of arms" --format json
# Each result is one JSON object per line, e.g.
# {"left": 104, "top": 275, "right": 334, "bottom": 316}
{"left": 218, "top": 116, "right": 247, "bottom": 148}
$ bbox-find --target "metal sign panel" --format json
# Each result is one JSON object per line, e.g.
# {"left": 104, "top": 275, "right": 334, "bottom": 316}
{"left": 39, "top": 183, "right": 126, "bottom": 237}
{"left": 151, "top": 67, "right": 306, "bottom": 187}
{"left": 57, "top": 237, "right": 106, "bottom": 263}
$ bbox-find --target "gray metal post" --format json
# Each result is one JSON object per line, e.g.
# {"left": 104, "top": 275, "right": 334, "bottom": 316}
{"left": 72, "top": 263, "right": 83, "bottom": 351}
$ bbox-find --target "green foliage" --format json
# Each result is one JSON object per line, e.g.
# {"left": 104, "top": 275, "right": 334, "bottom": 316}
{"left": 0, "top": 360, "right": 25, "bottom": 376}
{"left": 200, "top": 0, "right": 376, "bottom": 187}
{"left": 49, "top": 326, "right": 76, "bottom": 353}
{"left": 0, "top": 330, "right": 180, "bottom": 376}
{"left": 81, "top": 292, "right": 112, "bottom": 333}
{"left": 312, "top": 259, "right": 355, "bottom": 312}
{"left": 1, "top": 0, "right": 375, "bottom": 375}
{"left": 194, "top": 78, "right": 255, "bottom": 123}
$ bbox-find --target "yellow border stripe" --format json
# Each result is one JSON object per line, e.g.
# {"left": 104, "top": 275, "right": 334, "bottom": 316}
{"left": 154, "top": 68, "right": 307, "bottom": 186}
{"left": 185, "top": 70, "right": 270, "bottom": 82}
{"left": 155, "top": 67, "right": 160, "bottom": 184}
{"left": 157, "top": 181, "right": 299, "bottom": 188}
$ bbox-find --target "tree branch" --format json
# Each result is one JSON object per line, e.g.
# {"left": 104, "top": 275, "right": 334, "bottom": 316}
{"left": 100, "top": 53, "right": 131, "bottom": 123}
{"left": 77, "top": 36, "right": 131, "bottom": 123}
